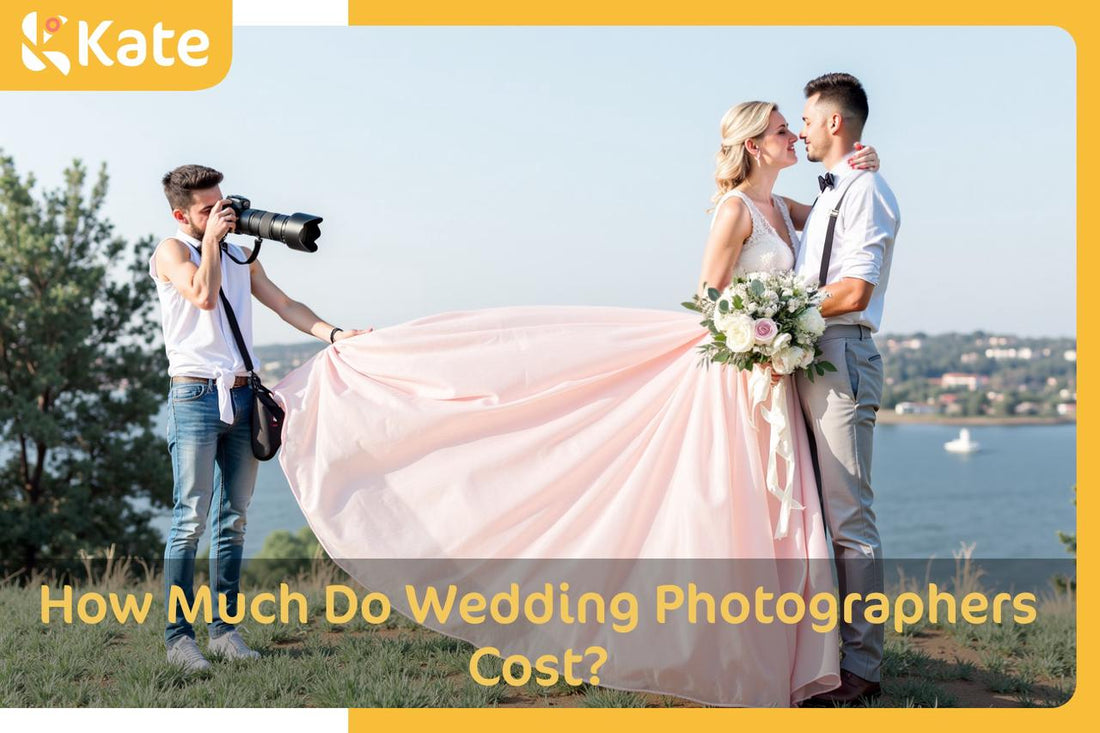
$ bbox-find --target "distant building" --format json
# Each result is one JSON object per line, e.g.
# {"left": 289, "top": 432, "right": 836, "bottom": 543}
{"left": 1065, "top": 350, "right": 1078, "bottom": 362}
{"left": 939, "top": 373, "right": 990, "bottom": 391}
{"left": 895, "top": 402, "right": 938, "bottom": 415}
{"left": 1014, "top": 402, "right": 1039, "bottom": 416}
{"left": 1056, "top": 402, "right": 1077, "bottom": 417}
{"left": 884, "top": 338, "right": 923, "bottom": 353}
{"left": 960, "top": 352, "right": 980, "bottom": 364}
{"left": 985, "top": 347, "right": 1033, "bottom": 360}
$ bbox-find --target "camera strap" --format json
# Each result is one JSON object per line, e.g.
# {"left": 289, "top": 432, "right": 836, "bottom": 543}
{"left": 218, "top": 289, "right": 255, "bottom": 376}
{"left": 222, "top": 237, "right": 262, "bottom": 265}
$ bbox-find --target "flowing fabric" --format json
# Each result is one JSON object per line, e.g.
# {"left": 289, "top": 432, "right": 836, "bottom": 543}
{"left": 275, "top": 305, "right": 840, "bottom": 706}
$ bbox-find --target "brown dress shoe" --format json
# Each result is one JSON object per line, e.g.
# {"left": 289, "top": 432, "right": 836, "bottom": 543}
{"left": 801, "top": 670, "right": 882, "bottom": 707}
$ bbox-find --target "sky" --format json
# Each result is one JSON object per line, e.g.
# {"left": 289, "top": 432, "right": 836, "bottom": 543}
{"left": 1, "top": 26, "right": 1076, "bottom": 344}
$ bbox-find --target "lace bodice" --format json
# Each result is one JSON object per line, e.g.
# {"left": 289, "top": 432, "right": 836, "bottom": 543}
{"left": 710, "top": 190, "right": 798, "bottom": 277}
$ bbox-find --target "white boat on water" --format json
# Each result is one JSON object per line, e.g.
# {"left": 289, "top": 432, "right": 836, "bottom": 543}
{"left": 944, "top": 428, "right": 981, "bottom": 454}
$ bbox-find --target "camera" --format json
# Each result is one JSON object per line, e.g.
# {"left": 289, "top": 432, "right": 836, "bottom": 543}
{"left": 226, "top": 195, "right": 323, "bottom": 253}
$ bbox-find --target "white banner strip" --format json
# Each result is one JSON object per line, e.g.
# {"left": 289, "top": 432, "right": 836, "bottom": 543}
{"left": 0, "top": 710, "right": 347, "bottom": 732}
{"left": 234, "top": 0, "right": 349, "bottom": 26}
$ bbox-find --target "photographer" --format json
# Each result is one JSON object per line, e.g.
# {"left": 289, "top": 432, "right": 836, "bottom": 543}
{"left": 149, "top": 164, "right": 369, "bottom": 671}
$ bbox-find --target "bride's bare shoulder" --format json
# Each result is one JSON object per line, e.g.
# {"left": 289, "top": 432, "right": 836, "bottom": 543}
{"left": 709, "top": 194, "right": 752, "bottom": 245}
{"left": 713, "top": 192, "right": 750, "bottom": 220}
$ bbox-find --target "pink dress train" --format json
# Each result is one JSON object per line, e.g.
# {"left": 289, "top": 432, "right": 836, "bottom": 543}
{"left": 274, "top": 305, "right": 840, "bottom": 706}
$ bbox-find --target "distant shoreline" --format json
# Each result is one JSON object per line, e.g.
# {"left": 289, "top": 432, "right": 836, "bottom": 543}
{"left": 877, "top": 414, "right": 1075, "bottom": 427}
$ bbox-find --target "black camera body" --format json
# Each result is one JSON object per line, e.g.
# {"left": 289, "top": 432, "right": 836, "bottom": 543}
{"left": 226, "top": 195, "right": 322, "bottom": 253}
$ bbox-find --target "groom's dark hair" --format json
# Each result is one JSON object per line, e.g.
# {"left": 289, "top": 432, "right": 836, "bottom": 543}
{"left": 804, "top": 73, "right": 868, "bottom": 135}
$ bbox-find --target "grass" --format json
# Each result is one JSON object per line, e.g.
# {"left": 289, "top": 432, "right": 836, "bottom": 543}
{"left": 0, "top": 546, "right": 1076, "bottom": 708}
{"left": 875, "top": 544, "right": 1077, "bottom": 708}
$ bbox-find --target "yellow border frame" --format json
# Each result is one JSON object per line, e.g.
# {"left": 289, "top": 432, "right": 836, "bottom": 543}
{"left": 346, "top": 1, "right": 1087, "bottom": 730}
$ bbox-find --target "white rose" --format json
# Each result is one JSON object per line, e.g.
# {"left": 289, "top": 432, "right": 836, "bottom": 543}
{"left": 795, "top": 307, "right": 827, "bottom": 337}
{"left": 772, "top": 345, "right": 806, "bottom": 375}
{"left": 714, "top": 306, "right": 738, "bottom": 333}
{"left": 769, "top": 332, "right": 792, "bottom": 355}
{"left": 722, "top": 314, "right": 756, "bottom": 353}
{"left": 799, "top": 348, "right": 816, "bottom": 369}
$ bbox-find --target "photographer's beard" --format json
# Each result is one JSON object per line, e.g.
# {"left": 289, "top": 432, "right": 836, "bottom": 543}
{"left": 179, "top": 218, "right": 205, "bottom": 242}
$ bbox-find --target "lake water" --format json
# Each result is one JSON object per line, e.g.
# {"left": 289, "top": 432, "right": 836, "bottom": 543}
{"left": 147, "top": 415, "right": 1076, "bottom": 560}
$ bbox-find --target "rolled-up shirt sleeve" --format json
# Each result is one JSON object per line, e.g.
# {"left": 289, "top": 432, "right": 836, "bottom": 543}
{"left": 836, "top": 180, "right": 899, "bottom": 285}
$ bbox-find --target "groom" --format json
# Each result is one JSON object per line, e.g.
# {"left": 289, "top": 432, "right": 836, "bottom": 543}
{"left": 794, "top": 73, "right": 900, "bottom": 705}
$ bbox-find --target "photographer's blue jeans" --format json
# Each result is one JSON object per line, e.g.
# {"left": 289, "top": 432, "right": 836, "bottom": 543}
{"left": 163, "top": 380, "right": 258, "bottom": 647}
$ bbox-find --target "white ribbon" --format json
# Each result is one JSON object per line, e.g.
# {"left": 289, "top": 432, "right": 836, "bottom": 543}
{"left": 746, "top": 366, "right": 804, "bottom": 540}
{"left": 212, "top": 366, "right": 237, "bottom": 425}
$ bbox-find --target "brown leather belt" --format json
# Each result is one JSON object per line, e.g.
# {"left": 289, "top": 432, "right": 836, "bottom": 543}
{"left": 172, "top": 375, "right": 250, "bottom": 388}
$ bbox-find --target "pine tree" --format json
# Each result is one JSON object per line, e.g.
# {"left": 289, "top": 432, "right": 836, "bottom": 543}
{"left": 0, "top": 152, "right": 171, "bottom": 576}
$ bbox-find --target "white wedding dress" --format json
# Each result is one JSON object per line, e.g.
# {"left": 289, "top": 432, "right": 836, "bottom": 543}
{"left": 715, "top": 189, "right": 798, "bottom": 276}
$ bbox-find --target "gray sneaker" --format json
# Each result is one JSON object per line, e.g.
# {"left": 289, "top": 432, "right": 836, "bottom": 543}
{"left": 167, "top": 636, "right": 212, "bottom": 672}
{"left": 208, "top": 629, "right": 261, "bottom": 661}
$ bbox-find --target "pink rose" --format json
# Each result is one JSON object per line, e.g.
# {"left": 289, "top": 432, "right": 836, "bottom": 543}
{"left": 753, "top": 318, "right": 779, "bottom": 345}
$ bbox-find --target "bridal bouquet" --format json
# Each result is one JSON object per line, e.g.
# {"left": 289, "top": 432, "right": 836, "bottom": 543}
{"left": 683, "top": 271, "right": 835, "bottom": 380}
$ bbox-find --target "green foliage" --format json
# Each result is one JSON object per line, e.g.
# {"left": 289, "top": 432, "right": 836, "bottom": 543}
{"left": 0, "top": 152, "right": 170, "bottom": 576}
{"left": 245, "top": 526, "right": 324, "bottom": 585}
{"left": 259, "top": 525, "right": 322, "bottom": 559}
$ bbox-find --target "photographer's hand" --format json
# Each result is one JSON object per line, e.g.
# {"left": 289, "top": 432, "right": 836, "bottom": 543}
{"left": 333, "top": 328, "right": 372, "bottom": 343}
{"left": 203, "top": 198, "right": 237, "bottom": 247}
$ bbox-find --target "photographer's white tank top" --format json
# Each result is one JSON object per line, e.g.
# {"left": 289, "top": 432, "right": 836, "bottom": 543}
{"left": 148, "top": 228, "right": 260, "bottom": 423}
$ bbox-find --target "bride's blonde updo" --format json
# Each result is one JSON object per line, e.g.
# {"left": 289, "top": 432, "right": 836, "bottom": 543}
{"left": 711, "top": 101, "right": 777, "bottom": 205}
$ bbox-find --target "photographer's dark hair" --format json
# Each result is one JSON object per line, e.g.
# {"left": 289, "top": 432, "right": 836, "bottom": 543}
{"left": 804, "top": 73, "right": 869, "bottom": 135}
{"left": 162, "top": 164, "right": 223, "bottom": 211}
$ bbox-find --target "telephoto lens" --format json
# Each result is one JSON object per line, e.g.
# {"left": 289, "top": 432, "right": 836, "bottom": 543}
{"left": 226, "top": 195, "right": 323, "bottom": 252}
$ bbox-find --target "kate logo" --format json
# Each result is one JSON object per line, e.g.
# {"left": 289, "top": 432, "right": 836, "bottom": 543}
{"left": 21, "top": 12, "right": 70, "bottom": 75}
{"left": 3, "top": 1, "right": 231, "bottom": 91}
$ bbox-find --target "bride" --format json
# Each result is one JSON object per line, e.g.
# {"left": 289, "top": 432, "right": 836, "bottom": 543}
{"left": 274, "top": 101, "right": 879, "bottom": 707}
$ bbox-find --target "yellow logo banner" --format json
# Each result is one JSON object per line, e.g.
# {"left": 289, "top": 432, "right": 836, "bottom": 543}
{"left": 0, "top": 0, "right": 231, "bottom": 90}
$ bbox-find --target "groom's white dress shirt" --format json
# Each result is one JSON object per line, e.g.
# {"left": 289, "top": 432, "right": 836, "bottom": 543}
{"left": 795, "top": 152, "right": 900, "bottom": 333}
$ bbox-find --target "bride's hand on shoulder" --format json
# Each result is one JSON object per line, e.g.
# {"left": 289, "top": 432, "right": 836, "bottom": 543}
{"left": 849, "top": 142, "right": 879, "bottom": 171}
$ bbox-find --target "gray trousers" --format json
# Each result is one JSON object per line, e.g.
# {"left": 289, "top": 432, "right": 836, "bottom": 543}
{"left": 795, "top": 324, "right": 884, "bottom": 682}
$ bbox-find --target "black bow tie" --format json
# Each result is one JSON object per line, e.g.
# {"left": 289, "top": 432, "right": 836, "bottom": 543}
{"left": 818, "top": 172, "right": 837, "bottom": 192}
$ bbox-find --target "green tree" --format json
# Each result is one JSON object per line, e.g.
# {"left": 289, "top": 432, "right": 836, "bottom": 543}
{"left": 0, "top": 153, "right": 170, "bottom": 576}
{"left": 246, "top": 526, "right": 325, "bottom": 586}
